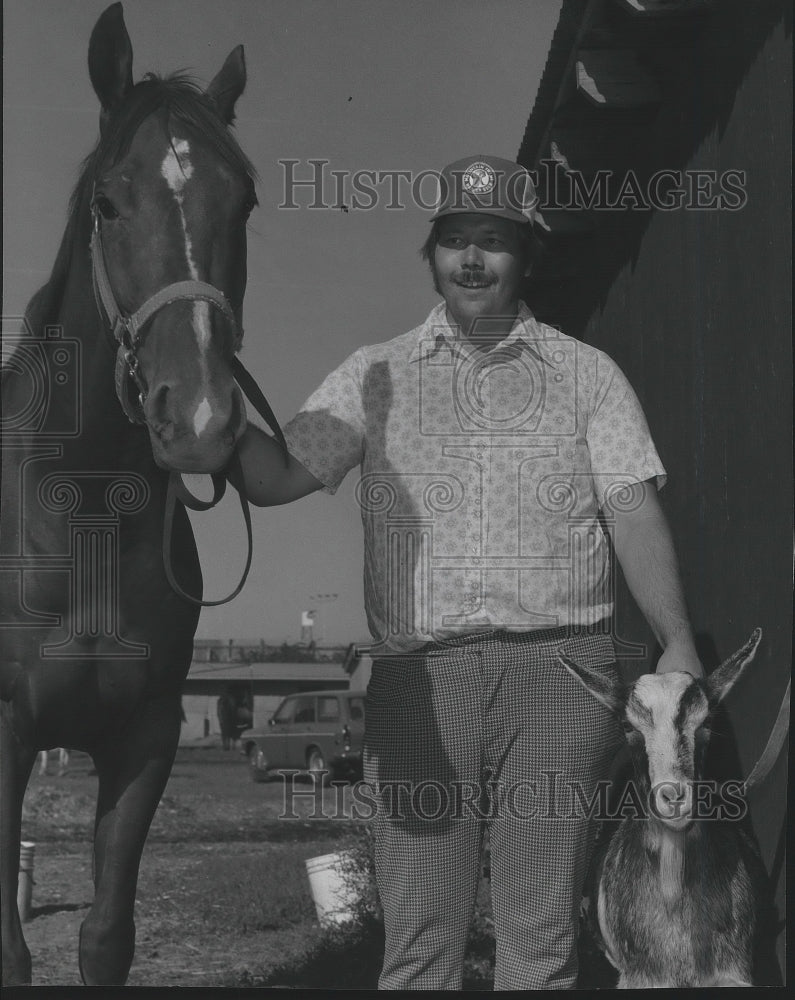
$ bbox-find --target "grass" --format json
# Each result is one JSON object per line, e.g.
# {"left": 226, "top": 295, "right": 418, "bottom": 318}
{"left": 216, "top": 823, "right": 498, "bottom": 990}
{"left": 231, "top": 881, "right": 497, "bottom": 990}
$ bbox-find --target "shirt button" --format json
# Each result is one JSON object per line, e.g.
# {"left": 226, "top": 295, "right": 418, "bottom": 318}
{"left": 554, "top": 373, "right": 564, "bottom": 383}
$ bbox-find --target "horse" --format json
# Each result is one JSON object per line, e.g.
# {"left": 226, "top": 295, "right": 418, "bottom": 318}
{"left": 1, "top": 3, "right": 261, "bottom": 984}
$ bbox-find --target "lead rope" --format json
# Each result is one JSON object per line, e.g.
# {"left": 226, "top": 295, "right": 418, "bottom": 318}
{"left": 160, "top": 358, "right": 289, "bottom": 606}
{"left": 163, "top": 453, "right": 253, "bottom": 607}
{"left": 231, "top": 356, "right": 287, "bottom": 455}
{"left": 744, "top": 677, "right": 790, "bottom": 792}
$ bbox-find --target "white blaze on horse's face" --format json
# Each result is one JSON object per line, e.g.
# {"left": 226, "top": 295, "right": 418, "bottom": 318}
{"left": 193, "top": 397, "right": 213, "bottom": 437}
{"left": 159, "top": 134, "right": 221, "bottom": 445}
{"left": 160, "top": 137, "right": 193, "bottom": 193}
{"left": 627, "top": 672, "right": 710, "bottom": 829}
{"left": 159, "top": 137, "right": 213, "bottom": 355}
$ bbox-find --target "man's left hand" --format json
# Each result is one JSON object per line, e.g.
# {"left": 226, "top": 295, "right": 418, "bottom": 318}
{"left": 656, "top": 641, "right": 705, "bottom": 678}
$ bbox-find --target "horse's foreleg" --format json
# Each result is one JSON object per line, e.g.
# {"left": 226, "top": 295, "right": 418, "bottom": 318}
{"left": 0, "top": 704, "right": 37, "bottom": 985}
{"left": 78, "top": 695, "right": 181, "bottom": 986}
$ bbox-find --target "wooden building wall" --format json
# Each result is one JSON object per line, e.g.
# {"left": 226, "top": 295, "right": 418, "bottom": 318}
{"left": 524, "top": 1, "right": 790, "bottom": 973}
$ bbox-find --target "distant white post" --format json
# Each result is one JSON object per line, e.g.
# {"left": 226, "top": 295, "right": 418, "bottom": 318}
{"left": 309, "top": 593, "right": 338, "bottom": 647}
{"left": 301, "top": 609, "right": 316, "bottom": 644}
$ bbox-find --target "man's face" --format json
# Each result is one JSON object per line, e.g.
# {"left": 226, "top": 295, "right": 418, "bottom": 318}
{"left": 433, "top": 214, "right": 530, "bottom": 337}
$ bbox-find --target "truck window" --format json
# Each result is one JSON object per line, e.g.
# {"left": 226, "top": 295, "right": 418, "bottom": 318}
{"left": 292, "top": 696, "right": 316, "bottom": 724}
{"left": 273, "top": 698, "right": 296, "bottom": 724}
{"left": 318, "top": 696, "right": 340, "bottom": 722}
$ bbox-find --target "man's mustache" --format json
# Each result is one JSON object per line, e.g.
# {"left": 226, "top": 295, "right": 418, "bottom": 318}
{"left": 451, "top": 270, "right": 495, "bottom": 284}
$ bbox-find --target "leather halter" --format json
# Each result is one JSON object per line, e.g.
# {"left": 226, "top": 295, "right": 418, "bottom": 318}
{"left": 89, "top": 196, "right": 287, "bottom": 606}
{"left": 90, "top": 198, "right": 240, "bottom": 424}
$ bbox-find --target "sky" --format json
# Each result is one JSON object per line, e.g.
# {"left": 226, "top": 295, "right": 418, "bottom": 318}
{"left": 3, "top": 0, "right": 562, "bottom": 644}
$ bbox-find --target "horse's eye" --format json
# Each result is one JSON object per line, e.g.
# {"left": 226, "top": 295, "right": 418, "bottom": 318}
{"left": 95, "top": 195, "right": 119, "bottom": 221}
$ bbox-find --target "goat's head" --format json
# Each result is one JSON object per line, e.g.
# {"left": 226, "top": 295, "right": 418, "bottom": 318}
{"left": 558, "top": 629, "right": 762, "bottom": 831}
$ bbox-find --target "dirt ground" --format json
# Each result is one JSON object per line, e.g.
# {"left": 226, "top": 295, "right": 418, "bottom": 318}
{"left": 19, "top": 746, "right": 372, "bottom": 988}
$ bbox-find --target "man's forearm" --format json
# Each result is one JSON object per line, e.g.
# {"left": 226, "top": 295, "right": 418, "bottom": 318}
{"left": 609, "top": 483, "right": 703, "bottom": 675}
{"left": 612, "top": 506, "right": 691, "bottom": 647}
{"left": 231, "top": 423, "right": 322, "bottom": 506}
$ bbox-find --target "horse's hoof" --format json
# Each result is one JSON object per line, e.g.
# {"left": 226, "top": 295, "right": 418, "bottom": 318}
{"left": 1, "top": 948, "right": 32, "bottom": 987}
{"left": 2, "top": 972, "right": 33, "bottom": 987}
{"left": 78, "top": 917, "right": 134, "bottom": 986}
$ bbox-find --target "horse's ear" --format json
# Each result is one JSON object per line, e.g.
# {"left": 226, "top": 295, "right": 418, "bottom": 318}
{"left": 88, "top": 3, "right": 134, "bottom": 128}
{"left": 206, "top": 45, "right": 246, "bottom": 124}
{"left": 705, "top": 628, "right": 762, "bottom": 706}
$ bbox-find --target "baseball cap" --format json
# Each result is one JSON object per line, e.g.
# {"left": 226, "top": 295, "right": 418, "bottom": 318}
{"left": 430, "top": 154, "right": 539, "bottom": 224}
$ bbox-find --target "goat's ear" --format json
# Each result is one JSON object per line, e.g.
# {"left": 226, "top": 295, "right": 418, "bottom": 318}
{"left": 88, "top": 3, "right": 134, "bottom": 130}
{"left": 705, "top": 628, "right": 763, "bottom": 705}
{"left": 558, "top": 654, "right": 624, "bottom": 716}
{"left": 206, "top": 45, "right": 246, "bottom": 124}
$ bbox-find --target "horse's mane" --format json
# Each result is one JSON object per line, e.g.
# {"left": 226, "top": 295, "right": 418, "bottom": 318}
{"left": 26, "top": 73, "right": 257, "bottom": 333}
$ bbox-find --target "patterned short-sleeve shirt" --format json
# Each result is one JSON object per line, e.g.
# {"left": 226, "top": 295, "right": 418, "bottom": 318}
{"left": 284, "top": 302, "right": 666, "bottom": 652}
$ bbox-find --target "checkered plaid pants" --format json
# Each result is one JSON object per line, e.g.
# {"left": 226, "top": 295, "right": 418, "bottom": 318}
{"left": 363, "top": 627, "right": 624, "bottom": 990}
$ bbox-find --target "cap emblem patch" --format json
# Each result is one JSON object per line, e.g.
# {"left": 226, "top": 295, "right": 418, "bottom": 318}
{"left": 462, "top": 161, "right": 496, "bottom": 195}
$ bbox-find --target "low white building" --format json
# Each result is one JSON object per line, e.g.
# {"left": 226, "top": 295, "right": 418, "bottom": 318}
{"left": 180, "top": 642, "right": 370, "bottom": 744}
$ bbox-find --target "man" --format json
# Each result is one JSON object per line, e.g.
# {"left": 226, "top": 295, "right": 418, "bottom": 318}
{"left": 235, "top": 155, "right": 703, "bottom": 989}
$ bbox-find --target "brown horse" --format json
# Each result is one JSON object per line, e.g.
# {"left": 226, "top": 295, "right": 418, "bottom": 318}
{"left": 1, "top": 4, "right": 260, "bottom": 984}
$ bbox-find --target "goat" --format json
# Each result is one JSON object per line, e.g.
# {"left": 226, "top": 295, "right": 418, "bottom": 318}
{"left": 560, "top": 628, "right": 765, "bottom": 988}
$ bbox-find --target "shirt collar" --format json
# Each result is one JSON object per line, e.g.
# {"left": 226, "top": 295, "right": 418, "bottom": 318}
{"left": 409, "top": 301, "right": 555, "bottom": 366}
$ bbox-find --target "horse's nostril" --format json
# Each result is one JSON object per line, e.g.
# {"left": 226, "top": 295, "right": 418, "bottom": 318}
{"left": 150, "top": 382, "right": 171, "bottom": 415}
{"left": 143, "top": 382, "right": 176, "bottom": 440}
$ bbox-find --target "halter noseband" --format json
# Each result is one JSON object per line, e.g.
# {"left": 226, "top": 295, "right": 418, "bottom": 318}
{"left": 89, "top": 196, "right": 241, "bottom": 424}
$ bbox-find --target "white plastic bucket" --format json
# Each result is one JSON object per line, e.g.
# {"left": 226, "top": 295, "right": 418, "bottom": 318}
{"left": 17, "top": 841, "right": 35, "bottom": 923}
{"left": 305, "top": 850, "right": 361, "bottom": 927}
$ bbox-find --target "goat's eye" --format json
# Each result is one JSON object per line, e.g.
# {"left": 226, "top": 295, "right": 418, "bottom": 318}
{"left": 94, "top": 195, "right": 119, "bottom": 221}
{"left": 623, "top": 724, "right": 643, "bottom": 745}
